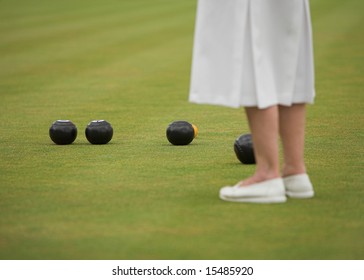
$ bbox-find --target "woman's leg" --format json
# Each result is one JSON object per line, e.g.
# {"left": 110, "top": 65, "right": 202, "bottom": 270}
{"left": 242, "top": 106, "right": 280, "bottom": 186}
{"left": 219, "top": 105, "right": 286, "bottom": 203}
{"left": 278, "top": 104, "right": 307, "bottom": 177}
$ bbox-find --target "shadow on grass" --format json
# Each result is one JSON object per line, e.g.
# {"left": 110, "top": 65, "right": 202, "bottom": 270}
{"left": 45, "top": 142, "right": 121, "bottom": 146}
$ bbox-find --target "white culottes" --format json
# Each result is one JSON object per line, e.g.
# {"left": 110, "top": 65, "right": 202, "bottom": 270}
{"left": 189, "top": 0, "right": 315, "bottom": 109}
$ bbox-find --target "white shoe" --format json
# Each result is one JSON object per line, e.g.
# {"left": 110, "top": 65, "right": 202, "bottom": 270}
{"left": 219, "top": 178, "right": 287, "bottom": 203}
{"left": 283, "top": 174, "right": 314, "bottom": 198}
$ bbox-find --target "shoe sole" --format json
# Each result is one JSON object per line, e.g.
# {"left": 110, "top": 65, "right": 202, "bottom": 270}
{"left": 219, "top": 194, "right": 287, "bottom": 204}
{"left": 286, "top": 190, "right": 314, "bottom": 199}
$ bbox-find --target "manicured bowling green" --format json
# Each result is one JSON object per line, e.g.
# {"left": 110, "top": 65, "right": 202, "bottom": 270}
{"left": 0, "top": 0, "right": 363, "bottom": 259}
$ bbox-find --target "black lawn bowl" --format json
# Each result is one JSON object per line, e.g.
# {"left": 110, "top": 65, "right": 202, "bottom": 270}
{"left": 85, "top": 120, "right": 113, "bottom": 145}
{"left": 234, "top": 133, "right": 256, "bottom": 164}
{"left": 166, "top": 121, "right": 195, "bottom": 146}
{"left": 49, "top": 120, "right": 77, "bottom": 145}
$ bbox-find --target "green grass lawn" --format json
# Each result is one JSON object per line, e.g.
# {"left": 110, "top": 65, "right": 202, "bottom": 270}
{"left": 0, "top": 0, "right": 363, "bottom": 259}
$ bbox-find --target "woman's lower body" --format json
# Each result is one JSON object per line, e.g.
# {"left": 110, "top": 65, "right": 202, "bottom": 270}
{"left": 189, "top": 0, "right": 315, "bottom": 203}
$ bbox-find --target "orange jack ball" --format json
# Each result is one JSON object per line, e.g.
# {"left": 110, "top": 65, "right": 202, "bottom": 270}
{"left": 192, "top": 124, "right": 198, "bottom": 138}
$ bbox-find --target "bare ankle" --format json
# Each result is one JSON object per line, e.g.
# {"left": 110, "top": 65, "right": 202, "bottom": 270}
{"left": 282, "top": 165, "right": 306, "bottom": 177}
{"left": 239, "top": 171, "right": 280, "bottom": 186}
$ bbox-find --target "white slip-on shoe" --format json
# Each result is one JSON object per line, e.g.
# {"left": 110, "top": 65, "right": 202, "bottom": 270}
{"left": 283, "top": 174, "right": 314, "bottom": 199}
{"left": 219, "top": 178, "right": 287, "bottom": 203}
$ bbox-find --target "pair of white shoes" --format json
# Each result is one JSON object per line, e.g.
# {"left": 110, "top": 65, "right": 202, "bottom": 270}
{"left": 219, "top": 174, "right": 314, "bottom": 203}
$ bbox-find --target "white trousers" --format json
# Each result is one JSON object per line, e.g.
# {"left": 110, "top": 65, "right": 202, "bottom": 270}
{"left": 189, "top": 0, "right": 315, "bottom": 109}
